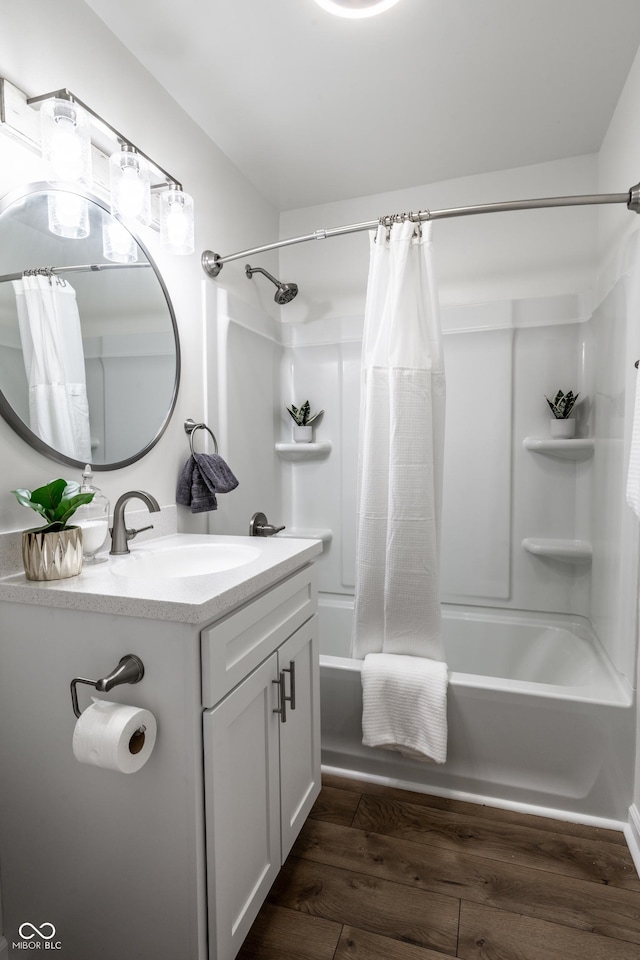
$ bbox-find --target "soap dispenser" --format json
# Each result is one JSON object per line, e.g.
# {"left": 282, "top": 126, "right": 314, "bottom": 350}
{"left": 74, "top": 464, "right": 110, "bottom": 564}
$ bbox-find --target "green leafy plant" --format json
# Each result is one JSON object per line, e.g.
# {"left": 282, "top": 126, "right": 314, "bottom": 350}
{"left": 545, "top": 389, "right": 579, "bottom": 420}
{"left": 12, "top": 479, "right": 94, "bottom": 533}
{"left": 286, "top": 401, "right": 324, "bottom": 426}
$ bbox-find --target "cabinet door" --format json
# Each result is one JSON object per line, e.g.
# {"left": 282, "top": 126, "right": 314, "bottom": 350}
{"left": 203, "top": 653, "right": 280, "bottom": 960}
{"left": 277, "top": 614, "right": 321, "bottom": 859}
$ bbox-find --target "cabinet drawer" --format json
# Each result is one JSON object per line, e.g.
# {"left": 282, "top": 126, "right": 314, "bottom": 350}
{"left": 201, "top": 566, "right": 317, "bottom": 707}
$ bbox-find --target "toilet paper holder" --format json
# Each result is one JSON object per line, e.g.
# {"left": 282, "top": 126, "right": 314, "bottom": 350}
{"left": 70, "top": 654, "right": 145, "bottom": 719}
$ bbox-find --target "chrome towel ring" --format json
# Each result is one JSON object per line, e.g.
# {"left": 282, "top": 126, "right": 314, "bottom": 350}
{"left": 184, "top": 418, "right": 219, "bottom": 455}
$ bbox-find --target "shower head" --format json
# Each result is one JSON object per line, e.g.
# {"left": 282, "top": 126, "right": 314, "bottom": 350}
{"left": 245, "top": 264, "right": 298, "bottom": 305}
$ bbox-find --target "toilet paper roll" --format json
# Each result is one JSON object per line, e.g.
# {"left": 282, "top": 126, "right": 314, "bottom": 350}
{"left": 72, "top": 698, "right": 157, "bottom": 773}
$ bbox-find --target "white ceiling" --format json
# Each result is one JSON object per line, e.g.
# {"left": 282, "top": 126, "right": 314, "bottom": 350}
{"left": 83, "top": 0, "right": 640, "bottom": 211}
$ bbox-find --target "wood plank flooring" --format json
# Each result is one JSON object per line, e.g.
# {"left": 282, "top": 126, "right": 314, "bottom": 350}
{"left": 237, "top": 773, "right": 640, "bottom": 960}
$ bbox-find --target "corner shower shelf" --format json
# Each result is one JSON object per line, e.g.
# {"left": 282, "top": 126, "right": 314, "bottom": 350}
{"left": 522, "top": 537, "right": 592, "bottom": 563}
{"left": 275, "top": 441, "right": 332, "bottom": 461}
{"left": 523, "top": 436, "right": 595, "bottom": 461}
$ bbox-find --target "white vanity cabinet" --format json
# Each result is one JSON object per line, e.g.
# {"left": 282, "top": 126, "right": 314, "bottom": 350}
{"left": 0, "top": 537, "right": 322, "bottom": 960}
{"left": 204, "top": 617, "right": 320, "bottom": 959}
{"left": 201, "top": 565, "right": 321, "bottom": 960}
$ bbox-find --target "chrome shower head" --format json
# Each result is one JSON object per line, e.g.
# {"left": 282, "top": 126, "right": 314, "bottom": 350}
{"left": 245, "top": 264, "right": 298, "bottom": 305}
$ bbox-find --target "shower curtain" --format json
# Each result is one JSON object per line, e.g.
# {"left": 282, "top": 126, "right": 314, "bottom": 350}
{"left": 351, "top": 219, "right": 446, "bottom": 660}
{"left": 13, "top": 274, "right": 91, "bottom": 462}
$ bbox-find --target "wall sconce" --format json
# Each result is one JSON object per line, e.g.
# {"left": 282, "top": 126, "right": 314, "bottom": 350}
{"left": 0, "top": 79, "right": 194, "bottom": 256}
{"left": 109, "top": 144, "right": 151, "bottom": 224}
{"left": 41, "top": 97, "right": 92, "bottom": 184}
{"left": 159, "top": 185, "right": 195, "bottom": 256}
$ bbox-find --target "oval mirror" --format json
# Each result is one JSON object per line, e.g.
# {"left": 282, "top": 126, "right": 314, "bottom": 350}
{"left": 0, "top": 182, "right": 180, "bottom": 470}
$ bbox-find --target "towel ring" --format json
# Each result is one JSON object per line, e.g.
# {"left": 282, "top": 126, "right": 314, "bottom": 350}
{"left": 184, "top": 418, "right": 219, "bottom": 455}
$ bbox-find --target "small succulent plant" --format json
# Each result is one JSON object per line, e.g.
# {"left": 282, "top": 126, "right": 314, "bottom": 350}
{"left": 545, "top": 390, "right": 579, "bottom": 420}
{"left": 286, "top": 401, "right": 324, "bottom": 426}
{"left": 12, "top": 479, "right": 94, "bottom": 533}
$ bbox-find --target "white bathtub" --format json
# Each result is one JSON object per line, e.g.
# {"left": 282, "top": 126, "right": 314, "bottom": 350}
{"left": 319, "top": 598, "right": 635, "bottom": 822}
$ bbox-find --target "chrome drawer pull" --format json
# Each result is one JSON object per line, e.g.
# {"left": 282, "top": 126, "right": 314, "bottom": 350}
{"left": 283, "top": 660, "right": 296, "bottom": 711}
{"left": 272, "top": 672, "right": 287, "bottom": 723}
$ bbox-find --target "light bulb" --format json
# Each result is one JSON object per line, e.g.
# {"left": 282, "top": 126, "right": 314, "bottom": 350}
{"left": 312, "top": 0, "right": 402, "bottom": 18}
{"left": 159, "top": 187, "right": 194, "bottom": 256}
{"left": 109, "top": 146, "right": 151, "bottom": 223}
{"left": 41, "top": 98, "right": 92, "bottom": 185}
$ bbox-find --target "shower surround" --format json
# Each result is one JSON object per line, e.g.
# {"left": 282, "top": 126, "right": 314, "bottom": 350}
{"left": 212, "top": 270, "right": 637, "bottom": 823}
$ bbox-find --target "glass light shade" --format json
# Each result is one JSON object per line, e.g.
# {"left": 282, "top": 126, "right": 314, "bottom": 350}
{"left": 159, "top": 186, "right": 194, "bottom": 256}
{"left": 102, "top": 217, "right": 139, "bottom": 263}
{"left": 47, "top": 191, "right": 90, "bottom": 239}
{"left": 109, "top": 146, "right": 151, "bottom": 224}
{"left": 312, "top": 0, "right": 402, "bottom": 17}
{"left": 41, "top": 98, "right": 92, "bottom": 184}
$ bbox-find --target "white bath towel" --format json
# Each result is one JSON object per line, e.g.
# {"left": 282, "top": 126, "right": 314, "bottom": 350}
{"left": 361, "top": 653, "right": 448, "bottom": 763}
{"left": 627, "top": 368, "right": 640, "bottom": 519}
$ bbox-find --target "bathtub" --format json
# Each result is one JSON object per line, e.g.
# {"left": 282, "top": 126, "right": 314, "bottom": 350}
{"left": 319, "top": 597, "right": 635, "bottom": 822}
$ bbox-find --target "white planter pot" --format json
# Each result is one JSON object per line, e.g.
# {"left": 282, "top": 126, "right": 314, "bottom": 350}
{"left": 549, "top": 417, "right": 575, "bottom": 438}
{"left": 293, "top": 425, "right": 313, "bottom": 442}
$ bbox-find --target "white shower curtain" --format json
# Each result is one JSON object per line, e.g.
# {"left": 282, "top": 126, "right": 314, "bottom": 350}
{"left": 13, "top": 274, "right": 91, "bottom": 462}
{"left": 351, "top": 219, "right": 446, "bottom": 660}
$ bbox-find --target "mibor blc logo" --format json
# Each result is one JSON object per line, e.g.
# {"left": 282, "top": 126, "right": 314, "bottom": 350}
{"left": 12, "top": 922, "right": 62, "bottom": 950}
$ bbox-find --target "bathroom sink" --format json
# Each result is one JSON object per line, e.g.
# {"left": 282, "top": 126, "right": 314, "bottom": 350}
{"left": 111, "top": 541, "right": 260, "bottom": 579}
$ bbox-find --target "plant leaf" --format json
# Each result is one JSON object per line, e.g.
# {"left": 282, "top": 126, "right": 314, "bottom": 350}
{"left": 11, "top": 479, "right": 93, "bottom": 527}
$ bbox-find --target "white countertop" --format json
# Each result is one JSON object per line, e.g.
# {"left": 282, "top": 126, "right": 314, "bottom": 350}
{"left": 0, "top": 533, "right": 323, "bottom": 625}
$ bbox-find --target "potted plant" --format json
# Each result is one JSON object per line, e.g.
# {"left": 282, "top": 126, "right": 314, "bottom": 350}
{"left": 12, "top": 479, "right": 95, "bottom": 581}
{"left": 286, "top": 400, "right": 324, "bottom": 442}
{"left": 545, "top": 389, "right": 579, "bottom": 438}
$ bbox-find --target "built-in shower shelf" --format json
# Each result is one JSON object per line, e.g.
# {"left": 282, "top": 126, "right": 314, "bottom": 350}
{"left": 277, "top": 528, "right": 333, "bottom": 543}
{"left": 523, "top": 436, "right": 594, "bottom": 460}
{"left": 275, "top": 441, "right": 332, "bottom": 460}
{"left": 522, "top": 537, "right": 593, "bottom": 563}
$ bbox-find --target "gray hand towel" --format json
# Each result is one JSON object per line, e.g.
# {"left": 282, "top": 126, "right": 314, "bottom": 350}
{"left": 176, "top": 453, "right": 239, "bottom": 514}
{"left": 193, "top": 452, "right": 239, "bottom": 495}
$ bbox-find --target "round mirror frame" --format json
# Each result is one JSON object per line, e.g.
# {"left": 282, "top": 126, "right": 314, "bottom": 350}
{"left": 0, "top": 181, "right": 181, "bottom": 471}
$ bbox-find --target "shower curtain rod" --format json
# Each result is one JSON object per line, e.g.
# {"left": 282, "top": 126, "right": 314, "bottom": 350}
{"left": 0, "top": 262, "right": 151, "bottom": 284}
{"left": 201, "top": 181, "right": 640, "bottom": 278}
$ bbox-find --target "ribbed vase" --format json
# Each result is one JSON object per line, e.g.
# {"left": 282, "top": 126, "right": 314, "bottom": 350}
{"left": 22, "top": 526, "right": 83, "bottom": 581}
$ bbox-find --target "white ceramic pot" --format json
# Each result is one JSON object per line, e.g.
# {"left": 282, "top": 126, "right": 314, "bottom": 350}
{"left": 293, "top": 424, "right": 313, "bottom": 442}
{"left": 549, "top": 417, "right": 575, "bottom": 438}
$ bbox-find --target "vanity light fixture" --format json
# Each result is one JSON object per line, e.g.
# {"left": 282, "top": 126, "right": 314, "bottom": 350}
{"left": 109, "top": 144, "right": 151, "bottom": 225}
{"left": 40, "top": 97, "right": 92, "bottom": 239}
{"left": 40, "top": 97, "right": 92, "bottom": 184}
{"left": 312, "top": 0, "right": 403, "bottom": 18}
{"left": 159, "top": 184, "right": 195, "bottom": 256}
{"left": 0, "top": 79, "right": 194, "bottom": 255}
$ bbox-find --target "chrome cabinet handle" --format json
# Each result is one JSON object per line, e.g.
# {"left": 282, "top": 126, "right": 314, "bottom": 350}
{"left": 283, "top": 660, "right": 296, "bottom": 711}
{"left": 272, "top": 672, "right": 287, "bottom": 723}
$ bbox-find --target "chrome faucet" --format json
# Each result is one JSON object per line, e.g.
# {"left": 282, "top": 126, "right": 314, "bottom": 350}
{"left": 109, "top": 491, "right": 161, "bottom": 555}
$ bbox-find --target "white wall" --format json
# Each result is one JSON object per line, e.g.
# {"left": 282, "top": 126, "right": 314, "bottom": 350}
{"left": 279, "top": 154, "right": 599, "bottom": 321}
{"left": 597, "top": 41, "right": 640, "bottom": 819}
{"left": 0, "top": 0, "right": 279, "bottom": 536}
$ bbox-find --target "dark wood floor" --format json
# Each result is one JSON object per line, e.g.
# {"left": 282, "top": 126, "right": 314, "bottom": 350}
{"left": 237, "top": 773, "right": 640, "bottom": 960}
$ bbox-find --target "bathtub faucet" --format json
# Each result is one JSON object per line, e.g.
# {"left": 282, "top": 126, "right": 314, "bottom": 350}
{"left": 249, "top": 511, "right": 285, "bottom": 537}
